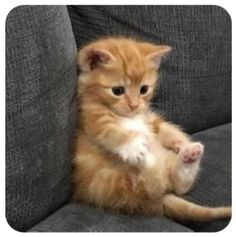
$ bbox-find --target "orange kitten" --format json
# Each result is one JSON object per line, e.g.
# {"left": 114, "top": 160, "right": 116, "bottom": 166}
{"left": 72, "top": 37, "right": 231, "bottom": 221}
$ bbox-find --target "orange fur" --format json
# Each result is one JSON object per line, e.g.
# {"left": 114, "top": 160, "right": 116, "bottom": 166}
{"left": 72, "top": 37, "right": 231, "bottom": 221}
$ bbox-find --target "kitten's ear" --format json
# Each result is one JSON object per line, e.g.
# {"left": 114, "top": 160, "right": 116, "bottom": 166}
{"left": 78, "top": 46, "right": 116, "bottom": 72}
{"left": 145, "top": 45, "right": 171, "bottom": 69}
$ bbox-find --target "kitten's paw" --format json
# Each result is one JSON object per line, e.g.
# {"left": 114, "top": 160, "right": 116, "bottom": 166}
{"left": 179, "top": 142, "right": 204, "bottom": 164}
{"left": 115, "top": 134, "right": 149, "bottom": 164}
{"left": 170, "top": 139, "right": 183, "bottom": 153}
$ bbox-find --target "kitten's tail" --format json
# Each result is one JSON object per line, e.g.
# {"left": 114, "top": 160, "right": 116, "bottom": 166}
{"left": 162, "top": 194, "right": 231, "bottom": 222}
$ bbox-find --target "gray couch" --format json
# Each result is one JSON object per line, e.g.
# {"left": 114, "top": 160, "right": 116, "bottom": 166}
{"left": 6, "top": 6, "right": 231, "bottom": 232}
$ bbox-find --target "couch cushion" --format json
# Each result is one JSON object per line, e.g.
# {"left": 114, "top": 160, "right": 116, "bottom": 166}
{"left": 184, "top": 123, "right": 231, "bottom": 232}
{"left": 68, "top": 5, "right": 231, "bottom": 133}
{"left": 29, "top": 202, "right": 192, "bottom": 232}
{"left": 29, "top": 124, "right": 231, "bottom": 232}
{"left": 6, "top": 6, "right": 77, "bottom": 231}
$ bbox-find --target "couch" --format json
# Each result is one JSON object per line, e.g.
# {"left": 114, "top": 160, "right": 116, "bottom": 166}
{"left": 6, "top": 5, "right": 231, "bottom": 232}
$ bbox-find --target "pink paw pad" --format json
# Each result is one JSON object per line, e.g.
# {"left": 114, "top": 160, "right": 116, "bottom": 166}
{"left": 180, "top": 142, "right": 204, "bottom": 164}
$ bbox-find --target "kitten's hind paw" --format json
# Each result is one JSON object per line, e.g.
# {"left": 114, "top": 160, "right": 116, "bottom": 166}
{"left": 179, "top": 142, "right": 204, "bottom": 164}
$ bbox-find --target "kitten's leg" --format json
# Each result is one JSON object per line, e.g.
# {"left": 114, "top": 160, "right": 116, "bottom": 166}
{"left": 150, "top": 114, "right": 191, "bottom": 152}
{"left": 157, "top": 122, "right": 191, "bottom": 153}
{"left": 151, "top": 115, "right": 205, "bottom": 194}
{"left": 169, "top": 142, "right": 204, "bottom": 195}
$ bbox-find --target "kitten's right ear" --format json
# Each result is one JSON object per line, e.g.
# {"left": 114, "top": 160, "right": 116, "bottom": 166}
{"left": 78, "top": 46, "right": 116, "bottom": 72}
{"left": 145, "top": 45, "right": 171, "bottom": 69}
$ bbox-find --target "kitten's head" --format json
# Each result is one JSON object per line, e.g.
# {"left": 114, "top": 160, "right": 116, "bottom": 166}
{"left": 78, "top": 38, "right": 170, "bottom": 117}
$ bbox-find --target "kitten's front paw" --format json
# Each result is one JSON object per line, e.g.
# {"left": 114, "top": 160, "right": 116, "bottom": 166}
{"left": 179, "top": 142, "right": 204, "bottom": 164}
{"left": 115, "top": 134, "right": 149, "bottom": 164}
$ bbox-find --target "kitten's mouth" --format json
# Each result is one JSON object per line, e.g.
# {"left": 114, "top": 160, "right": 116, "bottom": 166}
{"left": 112, "top": 105, "right": 144, "bottom": 117}
{"left": 118, "top": 109, "right": 140, "bottom": 117}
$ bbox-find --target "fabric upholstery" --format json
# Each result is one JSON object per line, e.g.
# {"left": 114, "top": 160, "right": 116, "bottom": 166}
{"left": 29, "top": 123, "right": 231, "bottom": 232}
{"left": 67, "top": 5, "right": 231, "bottom": 133}
{"left": 28, "top": 203, "right": 192, "bottom": 232}
{"left": 185, "top": 123, "right": 231, "bottom": 232}
{"left": 6, "top": 6, "right": 77, "bottom": 231}
{"left": 6, "top": 5, "right": 231, "bottom": 232}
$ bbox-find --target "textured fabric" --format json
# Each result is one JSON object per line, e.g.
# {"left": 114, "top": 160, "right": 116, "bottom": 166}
{"left": 28, "top": 123, "right": 231, "bottom": 232}
{"left": 28, "top": 202, "right": 192, "bottom": 232}
{"left": 67, "top": 5, "right": 231, "bottom": 133}
{"left": 6, "top": 5, "right": 231, "bottom": 232}
{"left": 185, "top": 123, "right": 231, "bottom": 232}
{"left": 6, "top": 6, "right": 77, "bottom": 231}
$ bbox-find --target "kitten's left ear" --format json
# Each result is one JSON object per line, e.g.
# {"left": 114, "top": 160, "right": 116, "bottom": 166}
{"left": 145, "top": 45, "right": 171, "bottom": 69}
{"left": 78, "top": 46, "right": 116, "bottom": 72}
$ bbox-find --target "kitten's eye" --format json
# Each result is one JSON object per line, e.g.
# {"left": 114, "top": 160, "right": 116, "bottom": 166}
{"left": 140, "top": 85, "right": 149, "bottom": 94}
{"left": 112, "top": 86, "right": 125, "bottom": 96}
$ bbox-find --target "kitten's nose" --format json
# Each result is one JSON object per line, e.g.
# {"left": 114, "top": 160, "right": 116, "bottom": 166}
{"left": 129, "top": 102, "right": 139, "bottom": 110}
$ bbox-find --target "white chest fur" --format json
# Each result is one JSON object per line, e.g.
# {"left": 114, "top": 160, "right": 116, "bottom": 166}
{"left": 118, "top": 114, "right": 169, "bottom": 168}
{"left": 119, "top": 114, "right": 151, "bottom": 134}
{"left": 118, "top": 115, "right": 157, "bottom": 167}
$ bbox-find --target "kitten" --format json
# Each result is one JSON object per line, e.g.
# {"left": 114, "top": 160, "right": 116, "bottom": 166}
{"left": 72, "top": 37, "right": 231, "bottom": 222}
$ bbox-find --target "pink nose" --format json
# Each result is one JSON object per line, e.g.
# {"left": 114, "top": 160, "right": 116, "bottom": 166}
{"left": 129, "top": 103, "right": 139, "bottom": 110}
